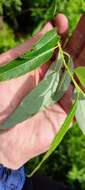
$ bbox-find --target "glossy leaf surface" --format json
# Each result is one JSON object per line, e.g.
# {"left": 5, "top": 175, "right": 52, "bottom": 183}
{"left": 0, "top": 29, "right": 59, "bottom": 81}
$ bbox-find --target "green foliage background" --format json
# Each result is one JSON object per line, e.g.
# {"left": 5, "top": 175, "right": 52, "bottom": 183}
{"left": 0, "top": 0, "right": 85, "bottom": 189}
{"left": 0, "top": 0, "right": 85, "bottom": 52}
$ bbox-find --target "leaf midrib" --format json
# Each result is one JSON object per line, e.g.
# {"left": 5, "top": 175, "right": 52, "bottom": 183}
{"left": 34, "top": 29, "right": 57, "bottom": 49}
{"left": 0, "top": 32, "right": 57, "bottom": 76}
{"left": 0, "top": 45, "right": 56, "bottom": 76}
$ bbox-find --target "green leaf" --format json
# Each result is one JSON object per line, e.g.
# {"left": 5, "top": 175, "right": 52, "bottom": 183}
{"left": 32, "top": 1, "right": 58, "bottom": 35}
{"left": 74, "top": 66, "right": 85, "bottom": 87}
{"left": 53, "top": 57, "right": 73, "bottom": 102}
{"left": 75, "top": 95, "right": 85, "bottom": 135}
{"left": 0, "top": 56, "right": 61, "bottom": 129}
{"left": 33, "top": 28, "right": 59, "bottom": 50}
{"left": 28, "top": 96, "right": 78, "bottom": 177}
{"left": 44, "top": 0, "right": 57, "bottom": 21}
{"left": 0, "top": 29, "right": 59, "bottom": 81}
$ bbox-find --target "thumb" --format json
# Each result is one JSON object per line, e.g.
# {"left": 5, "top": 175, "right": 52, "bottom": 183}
{"left": 53, "top": 14, "right": 69, "bottom": 45}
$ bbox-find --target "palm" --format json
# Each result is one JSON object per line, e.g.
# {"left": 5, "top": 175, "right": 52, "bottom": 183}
{"left": 0, "top": 63, "right": 66, "bottom": 170}
{"left": 0, "top": 14, "right": 84, "bottom": 169}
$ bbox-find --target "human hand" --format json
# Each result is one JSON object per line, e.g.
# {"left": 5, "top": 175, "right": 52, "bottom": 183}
{"left": 0, "top": 14, "right": 85, "bottom": 170}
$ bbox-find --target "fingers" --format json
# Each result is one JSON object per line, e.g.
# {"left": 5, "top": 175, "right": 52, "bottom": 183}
{"left": 54, "top": 14, "right": 68, "bottom": 35}
{"left": 0, "top": 35, "right": 40, "bottom": 65}
{"left": 40, "top": 22, "right": 53, "bottom": 34}
{"left": 0, "top": 22, "right": 52, "bottom": 66}
{"left": 0, "top": 14, "right": 68, "bottom": 73}
{"left": 39, "top": 14, "right": 69, "bottom": 79}
{"left": 66, "top": 14, "right": 85, "bottom": 62}
{"left": 0, "top": 22, "right": 53, "bottom": 123}
{"left": 53, "top": 14, "right": 69, "bottom": 45}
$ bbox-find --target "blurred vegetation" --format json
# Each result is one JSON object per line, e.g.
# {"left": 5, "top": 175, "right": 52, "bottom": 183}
{"left": 0, "top": 0, "right": 85, "bottom": 189}
{"left": 26, "top": 124, "right": 85, "bottom": 190}
{"left": 0, "top": 0, "right": 85, "bottom": 51}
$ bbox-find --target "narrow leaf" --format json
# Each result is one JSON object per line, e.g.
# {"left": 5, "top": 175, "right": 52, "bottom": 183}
{"left": 33, "top": 28, "right": 59, "bottom": 50}
{"left": 0, "top": 29, "right": 59, "bottom": 81}
{"left": 75, "top": 95, "right": 85, "bottom": 134}
{"left": 74, "top": 66, "right": 85, "bottom": 87}
{"left": 0, "top": 57, "right": 61, "bottom": 129}
{"left": 44, "top": 0, "right": 57, "bottom": 21}
{"left": 29, "top": 97, "right": 78, "bottom": 177}
{"left": 53, "top": 57, "right": 73, "bottom": 102}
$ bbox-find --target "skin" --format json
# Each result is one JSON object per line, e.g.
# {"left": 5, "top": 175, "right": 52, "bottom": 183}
{"left": 0, "top": 14, "right": 85, "bottom": 170}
